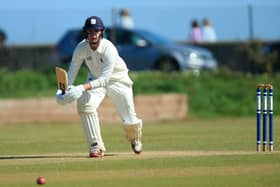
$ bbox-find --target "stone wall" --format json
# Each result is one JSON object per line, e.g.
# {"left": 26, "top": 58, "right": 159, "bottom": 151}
{"left": 0, "top": 44, "right": 58, "bottom": 71}
{"left": 0, "top": 94, "right": 187, "bottom": 124}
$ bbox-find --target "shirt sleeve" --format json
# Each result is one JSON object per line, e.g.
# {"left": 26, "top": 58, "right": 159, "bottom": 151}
{"left": 67, "top": 44, "right": 85, "bottom": 85}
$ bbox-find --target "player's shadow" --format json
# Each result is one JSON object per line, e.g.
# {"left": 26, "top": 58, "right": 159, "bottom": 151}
{"left": 0, "top": 153, "right": 115, "bottom": 160}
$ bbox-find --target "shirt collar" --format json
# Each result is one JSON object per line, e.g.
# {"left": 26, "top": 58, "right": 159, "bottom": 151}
{"left": 95, "top": 39, "right": 104, "bottom": 54}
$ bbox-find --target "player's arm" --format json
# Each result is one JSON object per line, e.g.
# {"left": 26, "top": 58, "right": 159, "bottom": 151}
{"left": 56, "top": 43, "right": 86, "bottom": 104}
{"left": 67, "top": 45, "right": 85, "bottom": 86}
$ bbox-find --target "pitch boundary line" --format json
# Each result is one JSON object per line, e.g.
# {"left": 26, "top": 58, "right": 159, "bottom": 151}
{"left": 0, "top": 150, "right": 279, "bottom": 161}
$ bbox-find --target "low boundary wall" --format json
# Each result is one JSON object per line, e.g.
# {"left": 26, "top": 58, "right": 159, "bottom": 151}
{"left": 0, "top": 94, "right": 187, "bottom": 124}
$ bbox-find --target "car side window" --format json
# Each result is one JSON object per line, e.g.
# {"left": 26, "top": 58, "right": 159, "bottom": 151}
{"left": 104, "top": 29, "right": 131, "bottom": 45}
{"left": 104, "top": 29, "right": 147, "bottom": 47}
{"left": 116, "top": 30, "right": 132, "bottom": 45}
{"left": 131, "top": 34, "right": 148, "bottom": 47}
{"left": 104, "top": 30, "right": 110, "bottom": 40}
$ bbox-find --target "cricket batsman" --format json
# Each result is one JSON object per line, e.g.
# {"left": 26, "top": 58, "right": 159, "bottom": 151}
{"left": 56, "top": 16, "right": 143, "bottom": 158}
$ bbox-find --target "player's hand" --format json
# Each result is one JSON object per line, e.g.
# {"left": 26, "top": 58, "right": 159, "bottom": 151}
{"left": 55, "top": 89, "right": 68, "bottom": 105}
{"left": 63, "top": 85, "right": 85, "bottom": 103}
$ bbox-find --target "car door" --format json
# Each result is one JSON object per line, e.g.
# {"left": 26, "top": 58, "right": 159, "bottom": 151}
{"left": 106, "top": 28, "right": 157, "bottom": 71}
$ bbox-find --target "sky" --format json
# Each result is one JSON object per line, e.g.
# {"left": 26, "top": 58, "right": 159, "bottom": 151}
{"left": 0, "top": 0, "right": 280, "bottom": 45}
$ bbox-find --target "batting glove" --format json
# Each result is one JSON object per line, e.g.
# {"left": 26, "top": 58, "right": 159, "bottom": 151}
{"left": 63, "top": 85, "right": 85, "bottom": 103}
{"left": 55, "top": 89, "right": 68, "bottom": 105}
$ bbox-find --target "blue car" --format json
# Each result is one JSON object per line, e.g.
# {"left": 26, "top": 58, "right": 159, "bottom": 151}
{"left": 56, "top": 27, "right": 218, "bottom": 72}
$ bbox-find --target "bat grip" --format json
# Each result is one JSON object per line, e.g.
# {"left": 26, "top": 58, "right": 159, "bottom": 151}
{"left": 59, "top": 83, "right": 66, "bottom": 95}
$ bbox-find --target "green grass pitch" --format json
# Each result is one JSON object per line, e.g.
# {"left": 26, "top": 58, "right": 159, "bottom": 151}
{"left": 0, "top": 117, "right": 280, "bottom": 187}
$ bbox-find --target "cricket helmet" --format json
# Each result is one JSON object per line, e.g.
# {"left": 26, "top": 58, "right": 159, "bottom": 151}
{"left": 83, "top": 16, "right": 105, "bottom": 31}
{"left": 83, "top": 16, "right": 105, "bottom": 39}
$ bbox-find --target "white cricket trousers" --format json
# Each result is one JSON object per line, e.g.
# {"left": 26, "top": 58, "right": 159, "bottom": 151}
{"left": 77, "top": 81, "right": 142, "bottom": 152}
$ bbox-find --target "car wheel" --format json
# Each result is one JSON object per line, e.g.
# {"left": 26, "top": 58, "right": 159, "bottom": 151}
{"left": 155, "top": 57, "right": 179, "bottom": 72}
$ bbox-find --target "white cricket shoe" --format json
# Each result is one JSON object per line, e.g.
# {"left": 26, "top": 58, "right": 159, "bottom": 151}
{"left": 131, "top": 139, "right": 142, "bottom": 154}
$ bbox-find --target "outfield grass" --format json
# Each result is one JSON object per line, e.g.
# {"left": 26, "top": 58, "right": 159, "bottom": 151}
{"left": 0, "top": 117, "right": 280, "bottom": 187}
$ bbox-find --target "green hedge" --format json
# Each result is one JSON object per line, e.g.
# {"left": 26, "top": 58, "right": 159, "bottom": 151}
{"left": 1, "top": 68, "right": 279, "bottom": 118}
{"left": 131, "top": 70, "right": 280, "bottom": 118}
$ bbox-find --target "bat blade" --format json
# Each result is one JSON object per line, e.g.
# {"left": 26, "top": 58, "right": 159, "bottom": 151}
{"left": 55, "top": 66, "right": 68, "bottom": 94}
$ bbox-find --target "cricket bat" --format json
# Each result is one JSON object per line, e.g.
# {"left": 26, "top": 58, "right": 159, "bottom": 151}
{"left": 55, "top": 66, "right": 68, "bottom": 95}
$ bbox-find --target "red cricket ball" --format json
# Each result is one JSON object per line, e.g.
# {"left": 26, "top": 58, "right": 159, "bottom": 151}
{"left": 36, "top": 176, "right": 46, "bottom": 185}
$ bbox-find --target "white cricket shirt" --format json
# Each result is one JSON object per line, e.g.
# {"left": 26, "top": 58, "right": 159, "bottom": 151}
{"left": 67, "top": 38, "right": 133, "bottom": 88}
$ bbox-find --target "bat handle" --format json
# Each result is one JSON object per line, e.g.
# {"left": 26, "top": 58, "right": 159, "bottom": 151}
{"left": 59, "top": 83, "right": 66, "bottom": 95}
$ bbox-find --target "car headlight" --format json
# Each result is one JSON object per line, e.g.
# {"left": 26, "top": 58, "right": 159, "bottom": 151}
{"left": 184, "top": 51, "right": 201, "bottom": 59}
{"left": 189, "top": 52, "right": 199, "bottom": 59}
